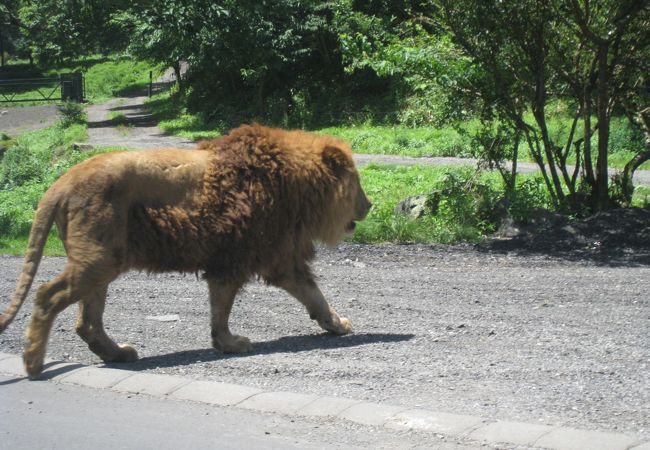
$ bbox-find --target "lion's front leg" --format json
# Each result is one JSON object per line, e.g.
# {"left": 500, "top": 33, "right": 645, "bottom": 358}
{"left": 206, "top": 278, "right": 252, "bottom": 353}
{"left": 275, "top": 272, "right": 352, "bottom": 335}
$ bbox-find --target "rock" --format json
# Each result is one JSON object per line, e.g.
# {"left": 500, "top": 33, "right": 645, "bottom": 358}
{"left": 494, "top": 217, "right": 521, "bottom": 238}
{"left": 528, "top": 208, "right": 567, "bottom": 229}
{"left": 395, "top": 191, "right": 442, "bottom": 219}
{"left": 146, "top": 314, "right": 180, "bottom": 322}
{"left": 395, "top": 195, "right": 429, "bottom": 219}
{"left": 73, "top": 143, "right": 95, "bottom": 151}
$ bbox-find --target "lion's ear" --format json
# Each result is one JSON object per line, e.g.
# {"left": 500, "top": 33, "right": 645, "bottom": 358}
{"left": 322, "top": 145, "right": 350, "bottom": 177}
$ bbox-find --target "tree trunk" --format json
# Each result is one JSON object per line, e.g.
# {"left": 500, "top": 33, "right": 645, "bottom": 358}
{"left": 621, "top": 150, "right": 650, "bottom": 205}
{"left": 595, "top": 43, "right": 610, "bottom": 209}
{"left": 0, "top": 28, "right": 4, "bottom": 67}
{"left": 173, "top": 61, "right": 183, "bottom": 93}
{"left": 582, "top": 96, "right": 595, "bottom": 188}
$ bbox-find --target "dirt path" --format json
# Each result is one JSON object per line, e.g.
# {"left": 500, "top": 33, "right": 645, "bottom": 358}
{"left": 85, "top": 93, "right": 194, "bottom": 149}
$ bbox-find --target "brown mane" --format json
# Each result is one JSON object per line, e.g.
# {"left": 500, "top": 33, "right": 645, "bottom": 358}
{"left": 127, "top": 124, "right": 353, "bottom": 280}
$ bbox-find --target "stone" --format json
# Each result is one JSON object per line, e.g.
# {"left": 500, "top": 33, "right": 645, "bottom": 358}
{"left": 394, "top": 195, "right": 430, "bottom": 219}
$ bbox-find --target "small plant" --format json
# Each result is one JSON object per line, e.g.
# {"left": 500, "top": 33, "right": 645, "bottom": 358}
{"left": 108, "top": 112, "right": 129, "bottom": 125}
{"left": 57, "top": 102, "right": 87, "bottom": 128}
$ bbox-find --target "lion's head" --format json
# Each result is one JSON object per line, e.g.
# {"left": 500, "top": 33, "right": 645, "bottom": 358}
{"left": 316, "top": 144, "right": 372, "bottom": 245}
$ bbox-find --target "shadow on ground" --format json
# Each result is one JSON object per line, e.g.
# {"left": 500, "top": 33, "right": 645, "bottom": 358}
{"left": 478, "top": 206, "right": 650, "bottom": 267}
{"left": 105, "top": 332, "right": 415, "bottom": 371}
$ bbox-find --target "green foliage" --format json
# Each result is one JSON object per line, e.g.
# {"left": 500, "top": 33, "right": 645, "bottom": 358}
{"left": 0, "top": 123, "right": 87, "bottom": 239}
{"left": 83, "top": 58, "right": 160, "bottom": 101}
{"left": 353, "top": 164, "right": 556, "bottom": 244}
{"left": 338, "top": 15, "right": 475, "bottom": 126}
{"left": 57, "top": 101, "right": 87, "bottom": 127}
{"left": 0, "top": 124, "right": 87, "bottom": 188}
{"left": 17, "top": 0, "right": 129, "bottom": 64}
{"left": 508, "top": 178, "right": 553, "bottom": 223}
{"left": 320, "top": 124, "right": 476, "bottom": 157}
{"left": 435, "top": 0, "right": 650, "bottom": 211}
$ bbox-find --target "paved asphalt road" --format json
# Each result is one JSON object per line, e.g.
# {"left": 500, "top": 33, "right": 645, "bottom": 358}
{"left": 1, "top": 374, "right": 477, "bottom": 450}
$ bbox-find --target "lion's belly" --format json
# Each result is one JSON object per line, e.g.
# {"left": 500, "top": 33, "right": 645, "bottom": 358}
{"left": 124, "top": 204, "right": 257, "bottom": 278}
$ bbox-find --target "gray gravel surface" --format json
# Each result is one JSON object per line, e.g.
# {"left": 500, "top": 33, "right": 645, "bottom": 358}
{"left": 85, "top": 94, "right": 195, "bottom": 149}
{"left": 0, "top": 105, "right": 60, "bottom": 135}
{"left": 1, "top": 244, "right": 648, "bottom": 441}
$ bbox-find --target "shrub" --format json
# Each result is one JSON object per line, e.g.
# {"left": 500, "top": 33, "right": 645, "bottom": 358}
{"left": 58, "top": 102, "right": 87, "bottom": 128}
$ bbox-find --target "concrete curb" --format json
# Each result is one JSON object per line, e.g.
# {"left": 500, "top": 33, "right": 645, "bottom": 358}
{"left": 0, "top": 352, "right": 647, "bottom": 450}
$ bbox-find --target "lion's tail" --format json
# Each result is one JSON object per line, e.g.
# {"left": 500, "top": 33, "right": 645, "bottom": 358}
{"left": 0, "top": 192, "right": 59, "bottom": 333}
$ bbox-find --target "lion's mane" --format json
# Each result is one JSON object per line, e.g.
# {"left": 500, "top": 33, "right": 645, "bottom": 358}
{"left": 127, "top": 124, "right": 353, "bottom": 281}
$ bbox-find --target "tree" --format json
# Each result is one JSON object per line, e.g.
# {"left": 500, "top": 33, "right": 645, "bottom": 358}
{"left": 435, "top": 0, "right": 650, "bottom": 211}
{"left": 0, "top": 0, "right": 25, "bottom": 65}
{"left": 17, "top": 0, "right": 129, "bottom": 63}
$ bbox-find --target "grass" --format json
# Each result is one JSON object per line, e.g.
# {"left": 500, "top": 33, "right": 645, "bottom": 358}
{"left": 319, "top": 124, "right": 477, "bottom": 158}
{"left": 0, "top": 56, "right": 161, "bottom": 106}
{"left": 353, "top": 164, "right": 502, "bottom": 244}
{"left": 0, "top": 122, "right": 122, "bottom": 255}
{"left": 146, "top": 90, "right": 222, "bottom": 141}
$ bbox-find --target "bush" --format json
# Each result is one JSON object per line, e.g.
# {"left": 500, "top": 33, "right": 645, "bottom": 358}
{"left": 58, "top": 102, "right": 87, "bottom": 128}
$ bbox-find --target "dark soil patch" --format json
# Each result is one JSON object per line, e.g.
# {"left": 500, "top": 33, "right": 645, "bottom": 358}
{"left": 482, "top": 206, "right": 650, "bottom": 266}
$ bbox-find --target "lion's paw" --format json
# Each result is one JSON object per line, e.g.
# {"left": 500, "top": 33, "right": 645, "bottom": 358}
{"left": 116, "top": 344, "right": 139, "bottom": 362}
{"left": 214, "top": 335, "right": 253, "bottom": 353}
{"left": 338, "top": 317, "right": 353, "bottom": 334}
{"left": 100, "top": 344, "right": 139, "bottom": 363}
{"left": 23, "top": 354, "right": 44, "bottom": 380}
{"left": 321, "top": 316, "right": 353, "bottom": 335}
{"left": 333, "top": 317, "right": 353, "bottom": 335}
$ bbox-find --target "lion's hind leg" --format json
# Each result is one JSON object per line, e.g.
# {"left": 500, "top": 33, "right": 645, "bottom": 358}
{"left": 206, "top": 278, "right": 252, "bottom": 353}
{"left": 75, "top": 283, "right": 138, "bottom": 364}
{"left": 23, "top": 263, "right": 94, "bottom": 378}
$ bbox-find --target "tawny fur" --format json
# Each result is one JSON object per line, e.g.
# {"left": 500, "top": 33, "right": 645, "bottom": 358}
{"left": 0, "top": 124, "right": 372, "bottom": 378}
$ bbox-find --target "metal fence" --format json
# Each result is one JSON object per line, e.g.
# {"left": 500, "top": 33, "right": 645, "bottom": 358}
{"left": 0, "top": 72, "right": 85, "bottom": 103}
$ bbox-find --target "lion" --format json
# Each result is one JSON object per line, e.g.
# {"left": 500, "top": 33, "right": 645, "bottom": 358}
{"left": 0, "top": 124, "right": 372, "bottom": 378}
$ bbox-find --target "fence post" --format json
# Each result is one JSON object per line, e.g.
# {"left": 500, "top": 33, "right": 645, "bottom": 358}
{"left": 60, "top": 73, "right": 69, "bottom": 101}
{"left": 60, "top": 72, "right": 84, "bottom": 102}
{"left": 148, "top": 71, "right": 153, "bottom": 97}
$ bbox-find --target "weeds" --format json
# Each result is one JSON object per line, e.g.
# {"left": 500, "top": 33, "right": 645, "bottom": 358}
{"left": 0, "top": 123, "right": 93, "bottom": 254}
{"left": 58, "top": 102, "right": 87, "bottom": 127}
{"left": 352, "top": 164, "right": 555, "bottom": 244}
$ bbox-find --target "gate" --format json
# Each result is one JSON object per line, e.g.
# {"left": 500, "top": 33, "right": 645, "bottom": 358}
{"left": 0, "top": 72, "right": 85, "bottom": 103}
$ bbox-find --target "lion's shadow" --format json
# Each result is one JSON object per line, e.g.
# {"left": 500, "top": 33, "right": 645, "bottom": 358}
{"left": 107, "top": 332, "right": 414, "bottom": 371}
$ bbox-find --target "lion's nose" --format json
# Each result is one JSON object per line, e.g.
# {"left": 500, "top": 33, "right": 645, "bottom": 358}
{"left": 363, "top": 197, "right": 372, "bottom": 216}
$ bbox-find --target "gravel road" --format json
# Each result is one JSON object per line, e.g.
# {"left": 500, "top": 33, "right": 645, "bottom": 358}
{"left": 0, "top": 105, "right": 60, "bottom": 135}
{"left": 1, "top": 244, "right": 648, "bottom": 440}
